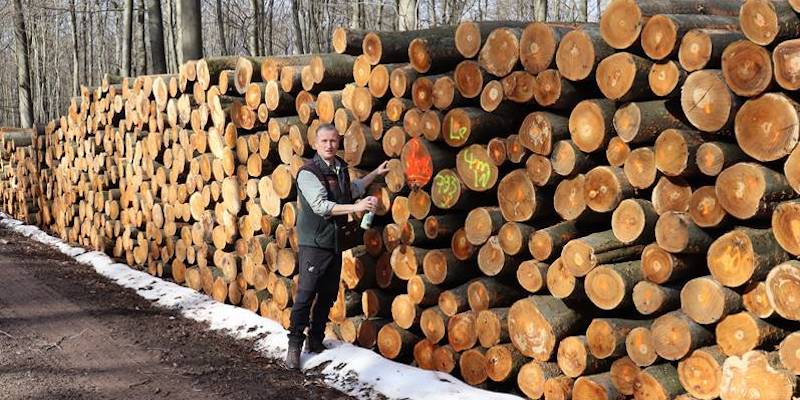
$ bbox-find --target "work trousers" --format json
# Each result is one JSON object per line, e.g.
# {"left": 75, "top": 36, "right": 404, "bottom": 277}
{"left": 287, "top": 245, "right": 342, "bottom": 346}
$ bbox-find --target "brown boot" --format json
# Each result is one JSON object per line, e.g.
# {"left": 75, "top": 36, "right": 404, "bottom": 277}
{"left": 285, "top": 341, "right": 301, "bottom": 370}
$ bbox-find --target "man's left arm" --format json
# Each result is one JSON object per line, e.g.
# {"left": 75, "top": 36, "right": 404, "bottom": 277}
{"left": 351, "top": 161, "right": 390, "bottom": 198}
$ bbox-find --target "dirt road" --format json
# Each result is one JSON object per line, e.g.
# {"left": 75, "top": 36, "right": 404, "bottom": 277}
{"left": 0, "top": 225, "right": 355, "bottom": 400}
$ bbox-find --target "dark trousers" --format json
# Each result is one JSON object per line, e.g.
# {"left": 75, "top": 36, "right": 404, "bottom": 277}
{"left": 287, "top": 245, "right": 341, "bottom": 346}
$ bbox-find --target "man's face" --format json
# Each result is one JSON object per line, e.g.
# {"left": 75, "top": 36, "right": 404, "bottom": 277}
{"left": 316, "top": 128, "right": 340, "bottom": 161}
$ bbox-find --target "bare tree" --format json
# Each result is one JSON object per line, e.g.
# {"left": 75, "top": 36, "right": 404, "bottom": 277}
{"left": 267, "top": 0, "right": 275, "bottom": 54}
{"left": 180, "top": 0, "right": 204, "bottom": 60}
{"left": 397, "top": 0, "right": 417, "bottom": 30}
{"left": 11, "top": 0, "right": 33, "bottom": 128}
{"left": 137, "top": 0, "right": 148, "bottom": 74}
{"left": 147, "top": 0, "right": 168, "bottom": 73}
{"left": 69, "top": 0, "right": 80, "bottom": 95}
{"left": 249, "top": 0, "right": 261, "bottom": 56}
{"left": 121, "top": 0, "right": 134, "bottom": 76}
{"left": 215, "top": 0, "right": 229, "bottom": 54}
{"left": 291, "top": 0, "right": 304, "bottom": 54}
{"left": 534, "top": 0, "right": 547, "bottom": 21}
{"left": 350, "top": 0, "right": 362, "bottom": 29}
{"left": 579, "top": 0, "right": 588, "bottom": 21}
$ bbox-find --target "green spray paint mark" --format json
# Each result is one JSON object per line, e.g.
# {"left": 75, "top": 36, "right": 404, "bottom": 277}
{"left": 462, "top": 150, "right": 492, "bottom": 189}
{"left": 434, "top": 173, "right": 458, "bottom": 206}
{"left": 449, "top": 126, "right": 468, "bottom": 141}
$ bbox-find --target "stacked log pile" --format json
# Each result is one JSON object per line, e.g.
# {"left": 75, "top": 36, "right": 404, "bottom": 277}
{"left": 6, "top": 0, "right": 800, "bottom": 398}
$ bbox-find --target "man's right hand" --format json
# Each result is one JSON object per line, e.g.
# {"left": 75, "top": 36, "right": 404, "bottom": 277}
{"left": 356, "top": 196, "right": 378, "bottom": 212}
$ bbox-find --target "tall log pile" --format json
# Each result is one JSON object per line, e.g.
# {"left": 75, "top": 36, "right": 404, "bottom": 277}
{"left": 6, "top": 0, "right": 800, "bottom": 398}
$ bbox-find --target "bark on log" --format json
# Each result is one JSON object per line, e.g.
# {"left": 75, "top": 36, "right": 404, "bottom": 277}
{"left": 519, "top": 111, "right": 570, "bottom": 156}
{"left": 520, "top": 23, "right": 575, "bottom": 74}
{"left": 447, "top": 310, "right": 478, "bottom": 352}
{"left": 420, "top": 306, "right": 449, "bottom": 343}
{"left": 562, "top": 229, "right": 642, "bottom": 277}
{"left": 680, "top": 276, "right": 743, "bottom": 325}
{"left": 633, "top": 363, "right": 686, "bottom": 400}
{"left": 651, "top": 310, "right": 714, "bottom": 361}
{"left": 740, "top": 0, "right": 800, "bottom": 46}
{"left": 679, "top": 29, "right": 743, "bottom": 72}
{"left": 734, "top": 93, "right": 800, "bottom": 162}
{"left": 508, "top": 295, "right": 583, "bottom": 361}
{"left": 598, "top": 0, "right": 742, "bottom": 50}
{"left": 454, "top": 20, "right": 529, "bottom": 59}
{"left": 707, "top": 227, "right": 789, "bottom": 288}
{"left": 486, "top": 343, "right": 527, "bottom": 383}
{"left": 655, "top": 211, "right": 713, "bottom": 254}
{"left": 623, "top": 147, "right": 658, "bottom": 190}
{"left": 573, "top": 372, "right": 622, "bottom": 400}
{"left": 569, "top": 99, "right": 616, "bottom": 153}
{"left": 677, "top": 345, "right": 726, "bottom": 400}
{"left": 626, "top": 326, "right": 659, "bottom": 367}
{"left": 534, "top": 69, "right": 584, "bottom": 110}
{"left": 529, "top": 220, "right": 580, "bottom": 261}
{"left": 612, "top": 100, "right": 689, "bottom": 144}
{"left": 584, "top": 166, "right": 635, "bottom": 213}
{"left": 475, "top": 307, "right": 509, "bottom": 348}
{"left": 377, "top": 323, "right": 419, "bottom": 360}
{"left": 558, "top": 335, "right": 613, "bottom": 378}
{"left": 517, "top": 361, "right": 564, "bottom": 400}
{"left": 596, "top": 52, "right": 654, "bottom": 102}
{"left": 652, "top": 176, "right": 693, "bottom": 215}
{"left": 716, "top": 311, "right": 787, "bottom": 357}
{"left": 556, "top": 27, "right": 615, "bottom": 82}
{"left": 765, "top": 260, "right": 800, "bottom": 321}
{"left": 610, "top": 356, "right": 641, "bottom": 396}
{"left": 716, "top": 162, "right": 796, "bottom": 220}
{"left": 611, "top": 198, "right": 657, "bottom": 244}
{"left": 587, "top": 318, "right": 651, "bottom": 360}
{"left": 633, "top": 281, "right": 682, "bottom": 316}
{"left": 585, "top": 260, "right": 643, "bottom": 310}
{"left": 641, "top": 14, "right": 738, "bottom": 61}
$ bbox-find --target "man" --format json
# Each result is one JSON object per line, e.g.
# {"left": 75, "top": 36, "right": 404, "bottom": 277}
{"left": 286, "top": 123, "right": 389, "bottom": 369}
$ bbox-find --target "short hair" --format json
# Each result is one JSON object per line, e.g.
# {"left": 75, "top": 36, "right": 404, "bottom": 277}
{"left": 316, "top": 123, "right": 338, "bottom": 137}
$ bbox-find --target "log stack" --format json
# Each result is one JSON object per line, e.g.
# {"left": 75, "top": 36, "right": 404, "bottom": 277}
{"left": 5, "top": 0, "right": 800, "bottom": 398}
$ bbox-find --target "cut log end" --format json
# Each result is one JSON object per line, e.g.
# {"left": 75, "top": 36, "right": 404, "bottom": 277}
{"left": 599, "top": 0, "right": 643, "bottom": 49}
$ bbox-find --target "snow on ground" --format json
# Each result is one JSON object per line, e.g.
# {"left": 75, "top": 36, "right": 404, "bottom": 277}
{"left": 0, "top": 214, "right": 523, "bottom": 400}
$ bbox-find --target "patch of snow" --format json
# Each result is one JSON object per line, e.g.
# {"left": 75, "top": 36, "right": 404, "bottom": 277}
{"left": 0, "top": 213, "right": 521, "bottom": 400}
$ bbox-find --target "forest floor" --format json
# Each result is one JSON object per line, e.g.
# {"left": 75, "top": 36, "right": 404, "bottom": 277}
{"left": 0, "top": 225, "right": 354, "bottom": 400}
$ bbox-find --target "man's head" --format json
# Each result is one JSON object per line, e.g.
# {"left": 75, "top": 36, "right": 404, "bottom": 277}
{"left": 315, "top": 124, "right": 340, "bottom": 162}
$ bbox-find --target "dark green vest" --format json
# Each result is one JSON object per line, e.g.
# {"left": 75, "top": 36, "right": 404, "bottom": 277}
{"left": 296, "top": 154, "right": 352, "bottom": 251}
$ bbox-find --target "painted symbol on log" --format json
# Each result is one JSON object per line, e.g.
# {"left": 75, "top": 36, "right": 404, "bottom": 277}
{"left": 449, "top": 125, "right": 468, "bottom": 141}
{"left": 402, "top": 138, "right": 433, "bottom": 188}
{"left": 462, "top": 149, "right": 492, "bottom": 189}
{"left": 433, "top": 172, "right": 459, "bottom": 207}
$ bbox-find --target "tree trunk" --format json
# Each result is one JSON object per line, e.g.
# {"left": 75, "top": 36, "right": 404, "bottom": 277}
{"left": 69, "top": 0, "right": 80, "bottom": 96}
{"left": 291, "top": 0, "right": 304, "bottom": 54}
{"left": 397, "top": 0, "right": 417, "bottom": 31}
{"left": 137, "top": 0, "right": 148, "bottom": 75}
{"left": 267, "top": 0, "right": 274, "bottom": 55}
{"left": 215, "top": 0, "right": 228, "bottom": 54}
{"left": 147, "top": 0, "right": 167, "bottom": 73}
{"left": 120, "top": 0, "right": 134, "bottom": 76}
{"left": 11, "top": 0, "right": 33, "bottom": 128}
{"left": 534, "top": 0, "right": 547, "bottom": 21}
{"left": 249, "top": 0, "right": 260, "bottom": 56}
{"left": 180, "top": 0, "right": 203, "bottom": 60}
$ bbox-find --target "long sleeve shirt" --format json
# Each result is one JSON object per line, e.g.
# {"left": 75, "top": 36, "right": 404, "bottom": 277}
{"left": 296, "top": 157, "right": 367, "bottom": 218}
